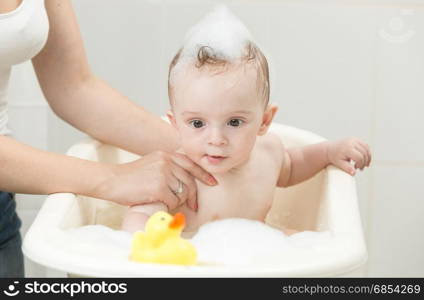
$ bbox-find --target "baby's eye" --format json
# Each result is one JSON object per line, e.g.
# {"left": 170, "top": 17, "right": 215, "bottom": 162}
{"left": 189, "top": 119, "right": 205, "bottom": 128}
{"left": 227, "top": 119, "right": 243, "bottom": 127}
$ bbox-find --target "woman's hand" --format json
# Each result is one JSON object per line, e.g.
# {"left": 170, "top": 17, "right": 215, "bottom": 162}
{"left": 92, "top": 151, "right": 216, "bottom": 211}
{"left": 326, "top": 138, "right": 372, "bottom": 176}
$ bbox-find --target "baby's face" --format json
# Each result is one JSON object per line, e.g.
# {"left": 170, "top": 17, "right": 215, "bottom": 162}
{"left": 169, "top": 63, "right": 275, "bottom": 174}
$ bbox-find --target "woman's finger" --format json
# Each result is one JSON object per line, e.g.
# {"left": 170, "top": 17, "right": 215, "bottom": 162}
{"left": 170, "top": 163, "right": 198, "bottom": 211}
{"left": 155, "top": 164, "right": 180, "bottom": 210}
{"left": 171, "top": 153, "right": 217, "bottom": 186}
{"left": 155, "top": 185, "right": 180, "bottom": 211}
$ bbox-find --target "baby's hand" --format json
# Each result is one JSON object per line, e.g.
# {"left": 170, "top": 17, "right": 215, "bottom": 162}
{"left": 326, "top": 138, "right": 371, "bottom": 176}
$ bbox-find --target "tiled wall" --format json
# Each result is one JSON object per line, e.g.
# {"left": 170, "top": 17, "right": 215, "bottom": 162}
{"left": 8, "top": 0, "right": 424, "bottom": 277}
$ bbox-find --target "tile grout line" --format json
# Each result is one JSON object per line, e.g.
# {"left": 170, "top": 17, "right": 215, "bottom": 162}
{"left": 9, "top": 102, "right": 48, "bottom": 108}
{"left": 372, "top": 160, "right": 424, "bottom": 167}
{"left": 364, "top": 7, "right": 381, "bottom": 277}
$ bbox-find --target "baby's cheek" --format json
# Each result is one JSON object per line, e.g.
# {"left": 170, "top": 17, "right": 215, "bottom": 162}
{"left": 234, "top": 135, "right": 256, "bottom": 156}
{"left": 181, "top": 142, "right": 203, "bottom": 162}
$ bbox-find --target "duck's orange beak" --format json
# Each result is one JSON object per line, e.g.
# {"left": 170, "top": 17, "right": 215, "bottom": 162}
{"left": 169, "top": 212, "right": 185, "bottom": 229}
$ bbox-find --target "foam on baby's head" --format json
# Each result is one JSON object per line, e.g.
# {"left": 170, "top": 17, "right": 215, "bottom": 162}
{"left": 181, "top": 5, "right": 252, "bottom": 61}
{"left": 168, "top": 5, "right": 270, "bottom": 106}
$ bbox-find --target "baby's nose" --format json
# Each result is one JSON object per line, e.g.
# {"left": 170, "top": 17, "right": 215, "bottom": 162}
{"left": 207, "top": 128, "right": 228, "bottom": 146}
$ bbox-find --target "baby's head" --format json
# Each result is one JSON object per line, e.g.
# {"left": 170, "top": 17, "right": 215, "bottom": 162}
{"left": 167, "top": 6, "right": 277, "bottom": 174}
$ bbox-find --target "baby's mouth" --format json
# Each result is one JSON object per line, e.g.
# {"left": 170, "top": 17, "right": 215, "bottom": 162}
{"left": 205, "top": 154, "right": 227, "bottom": 164}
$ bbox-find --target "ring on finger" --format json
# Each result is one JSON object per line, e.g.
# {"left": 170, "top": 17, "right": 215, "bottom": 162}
{"left": 173, "top": 180, "right": 184, "bottom": 195}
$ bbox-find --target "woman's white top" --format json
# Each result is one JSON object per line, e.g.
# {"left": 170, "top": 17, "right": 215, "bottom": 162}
{"left": 0, "top": 0, "right": 49, "bottom": 135}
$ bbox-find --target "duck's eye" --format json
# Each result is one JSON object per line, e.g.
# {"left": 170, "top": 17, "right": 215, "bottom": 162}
{"left": 160, "top": 217, "right": 165, "bottom": 221}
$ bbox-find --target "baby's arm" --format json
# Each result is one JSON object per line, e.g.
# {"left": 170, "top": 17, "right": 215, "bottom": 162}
{"left": 122, "top": 202, "right": 167, "bottom": 233}
{"left": 277, "top": 138, "right": 371, "bottom": 187}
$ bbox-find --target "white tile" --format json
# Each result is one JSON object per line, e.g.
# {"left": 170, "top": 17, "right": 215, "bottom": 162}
{"left": 367, "top": 165, "right": 424, "bottom": 277}
{"left": 47, "top": 110, "right": 87, "bottom": 154}
{"left": 374, "top": 6, "right": 424, "bottom": 162}
{"left": 8, "top": 106, "right": 48, "bottom": 150}
{"left": 72, "top": 0, "right": 164, "bottom": 115}
{"left": 16, "top": 194, "right": 46, "bottom": 211}
{"left": 17, "top": 209, "right": 39, "bottom": 237}
{"left": 265, "top": 2, "right": 377, "bottom": 145}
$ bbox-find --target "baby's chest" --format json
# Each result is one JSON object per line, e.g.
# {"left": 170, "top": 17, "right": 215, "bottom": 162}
{"left": 176, "top": 180, "right": 276, "bottom": 233}
{"left": 196, "top": 159, "right": 280, "bottom": 219}
{"left": 199, "top": 179, "right": 274, "bottom": 215}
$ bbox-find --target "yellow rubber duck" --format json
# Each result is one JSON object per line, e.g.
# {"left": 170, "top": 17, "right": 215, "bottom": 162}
{"left": 129, "top": 211, "right": 197, "bottom": 265}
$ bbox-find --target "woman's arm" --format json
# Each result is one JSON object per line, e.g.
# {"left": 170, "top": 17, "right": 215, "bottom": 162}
{"left": 0, "top": 134, "right": 111, "bottom": 196}
{"left": 32, "top": 0, "right": 176, "bottom": 155}
{"left": 0, "top": 134, "right": 213, "bottom": 210}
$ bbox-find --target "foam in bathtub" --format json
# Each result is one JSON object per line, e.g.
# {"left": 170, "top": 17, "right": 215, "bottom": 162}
{"left": 65, "top": 219, "right": 331, "bottom": 267}
{"left": 191, "top": 219, "right": 332, "bottom": 266}
{"left": 66, "top": 225, "right": 132, "bottom": 260}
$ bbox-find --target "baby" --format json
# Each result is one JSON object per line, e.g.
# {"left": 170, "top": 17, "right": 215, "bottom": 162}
{"left": 122, "top": 6, "right": 371, "bottom": 236}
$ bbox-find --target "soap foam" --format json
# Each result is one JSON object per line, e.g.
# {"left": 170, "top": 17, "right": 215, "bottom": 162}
{"left": 191, "top": 218, "right": 332, "bottom": 265}
{"left": 181, "top": 5, "right": 253, "bottom": 60}
{"left": 170, "top": 5, "right": 254, "bottom": 86}
{"left": 65, "top": 219, "right": 331, "bottom": 267}
{"left": 66, "top": 225, "right": 132, "bottom": 260}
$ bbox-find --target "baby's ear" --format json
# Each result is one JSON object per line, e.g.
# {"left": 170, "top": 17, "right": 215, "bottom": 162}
{"left": 166, "top": 110, "right": 177, "bottom": 128}
{"left": 258, "top": 104, "right": 278, "bottom": 136}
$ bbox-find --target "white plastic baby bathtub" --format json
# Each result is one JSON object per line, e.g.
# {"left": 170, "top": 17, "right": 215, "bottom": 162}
{"left": 23, "top": 123, "right": 367, "bottom": 277}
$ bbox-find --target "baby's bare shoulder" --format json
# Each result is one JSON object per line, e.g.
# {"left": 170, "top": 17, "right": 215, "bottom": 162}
{"left": 257, "top": 131, "right": 285, "bottom": 154}
{"left": 254, "top": 132, "right": 285, "bottom": 167}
